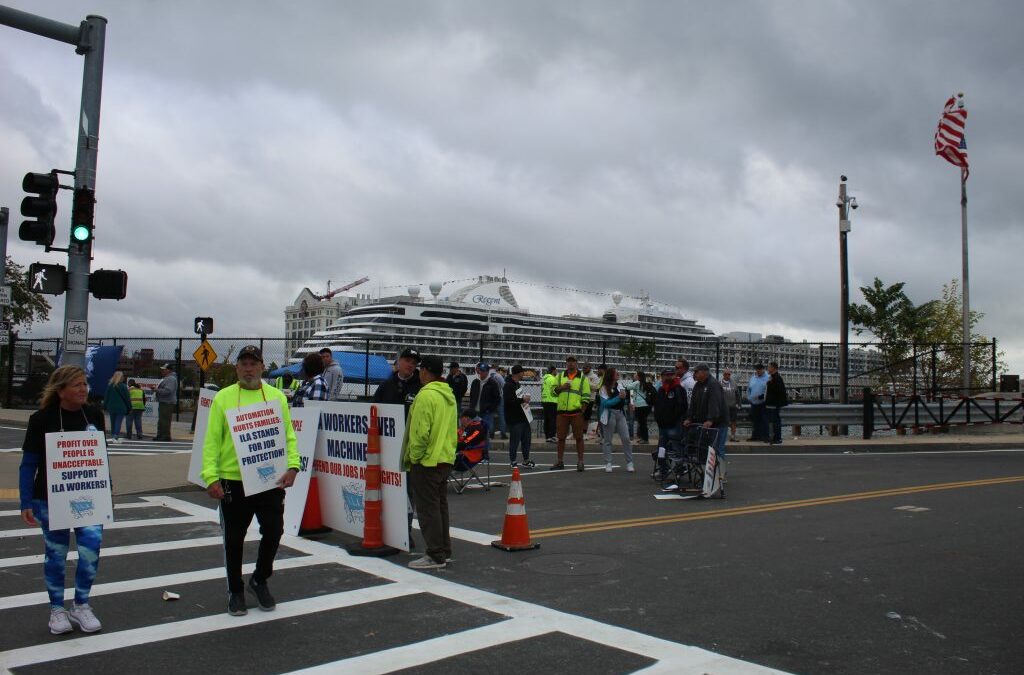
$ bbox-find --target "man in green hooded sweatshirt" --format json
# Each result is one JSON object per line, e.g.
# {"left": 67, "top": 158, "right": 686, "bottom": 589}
{"left": 401, "top": 354, "right": 457, "bottom": 570}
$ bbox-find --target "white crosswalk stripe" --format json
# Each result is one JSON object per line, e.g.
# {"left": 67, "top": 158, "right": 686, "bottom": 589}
{"left": 0, "top": 493, "right": 783, "bottom": 673}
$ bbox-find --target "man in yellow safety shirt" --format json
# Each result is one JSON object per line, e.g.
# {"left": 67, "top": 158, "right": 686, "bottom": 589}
{"left": 202, "top": 345, "right": 300, "bottom": 617}
{"left": 549, "top": 356, "right": 591, "bottom": 472}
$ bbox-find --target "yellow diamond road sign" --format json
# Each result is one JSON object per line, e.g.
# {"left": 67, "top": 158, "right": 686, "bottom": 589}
{"left": 194, "top": 340, "right": 217, "bottom": 372}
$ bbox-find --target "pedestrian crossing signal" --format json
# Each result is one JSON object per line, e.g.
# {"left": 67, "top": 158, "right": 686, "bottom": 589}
{"left": 27, "top": 263, "right": 67, "bottom": 295}
{"left": 89, "top": 269, "right": 127, "bottom": 300}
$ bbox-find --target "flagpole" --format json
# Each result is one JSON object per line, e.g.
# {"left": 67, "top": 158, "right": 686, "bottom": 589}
{"left": 960, "top": 170, "right": 970, "bottom": 395}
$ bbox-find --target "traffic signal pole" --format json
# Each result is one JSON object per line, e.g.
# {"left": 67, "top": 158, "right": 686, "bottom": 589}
{"left": 0, "top": 6, "right": 106, "bottom": 369}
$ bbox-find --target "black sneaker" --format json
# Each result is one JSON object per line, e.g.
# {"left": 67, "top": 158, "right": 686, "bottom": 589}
{"left": 549, "top": 462, "right": 565, "bottom": 470}
{"left": 523, "top": 460, "right": 536, "bottom": 469}
{"left": 577, "top": 462, "right": 585, "bottom": 472}
{"left": 228, "top": 591, "right": 247, "bottom": 616}
{"left": 247, "top": 576, "right": 276, "bottom": 611}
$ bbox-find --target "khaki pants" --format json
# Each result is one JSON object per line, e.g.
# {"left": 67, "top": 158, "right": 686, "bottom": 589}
{"left": 555, "top": 412, "right": 585, "bottom": 463}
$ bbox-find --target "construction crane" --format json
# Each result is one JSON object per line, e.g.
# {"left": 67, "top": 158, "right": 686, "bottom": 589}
{"left": 313, "top": 276, "right": 370, "bottom": 301}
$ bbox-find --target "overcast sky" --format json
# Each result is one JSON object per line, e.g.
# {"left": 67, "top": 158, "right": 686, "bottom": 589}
{"left": 2, "top": 1, "right": 1021, "bottom": 374}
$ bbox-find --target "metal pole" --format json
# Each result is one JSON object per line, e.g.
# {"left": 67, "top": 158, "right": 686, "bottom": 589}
{"left": 991, "top": 338, "right": 997, "bottom": 391}
{"left": 819, "top": 343, "right": 824, "bottom": 402}
{"left": 364, "top": 339, "right": 370, "bottom": 398}
{"left": 931, "top": 344, "right": 937, "bottom": 400}
{"left": 838, "top": 178, "right": 850, "bottom": 409}
{"left": 0, "top": 206, "right": 7, "bottom": 286}
{"left": 960, "top": 174, "right": 970, "bottom": 394}
{"left": 63, "top": 15, "right": 107, "bottom": 369}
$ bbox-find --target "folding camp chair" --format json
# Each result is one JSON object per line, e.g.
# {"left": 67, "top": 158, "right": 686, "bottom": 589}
{"left": 449, "top": 418, "right": 491, "bottom": 493}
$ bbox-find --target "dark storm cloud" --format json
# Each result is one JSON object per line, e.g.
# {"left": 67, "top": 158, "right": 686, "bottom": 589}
{"left": 1, "top": 1, "right": 1021, "bottom": 370}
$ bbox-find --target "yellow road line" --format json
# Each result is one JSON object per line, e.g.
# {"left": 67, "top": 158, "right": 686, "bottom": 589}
{"left": 530, "top": 474, "right": 1024, "bottom": 539}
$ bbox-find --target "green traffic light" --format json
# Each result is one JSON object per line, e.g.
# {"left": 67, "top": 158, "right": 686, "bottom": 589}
{"left": 71, "top": 224, "right": 91, "bottom": 242}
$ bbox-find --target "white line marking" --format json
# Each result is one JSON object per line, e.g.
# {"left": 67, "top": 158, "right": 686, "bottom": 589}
{"left": 152, "top": 495, "right": 786, "bottom": 674}
{"left": 0, "top": 515, "right": 207, "bottom": 539}
{"left": 0, "top": 502, "right": 167, "bottom": 518}
{"left": 287, "top": 618, "right": 538, "bottom": 674}
{"left": 0, "top": 584, "right": 414, "bottom": 670}
{"left": 411, "top": 519, "right": 495, "bottom": 547}
{"left": 0, "top": 534, "right": 255, "bottom": 569}
{"left": 0, "top": 554, "right": 326, "bottom": 610}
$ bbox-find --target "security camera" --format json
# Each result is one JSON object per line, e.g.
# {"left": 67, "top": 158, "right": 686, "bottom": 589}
{"left": 850, "top": 197, "right": 858, "bottom": 209}
{"left": 840, "top": 175, "right": 848, "bottom": 182}
{"left": 836, "top": 200, "right": 844, "bottom": 208}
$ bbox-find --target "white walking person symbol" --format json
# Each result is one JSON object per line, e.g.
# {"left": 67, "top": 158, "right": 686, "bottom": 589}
{"left": 32, "top": 269, "right": 46, "bottom": 290}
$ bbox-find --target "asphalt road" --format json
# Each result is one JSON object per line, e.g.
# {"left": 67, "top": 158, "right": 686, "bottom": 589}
{"left": 1, "top": 427, "right": 1021, "bottom": 673}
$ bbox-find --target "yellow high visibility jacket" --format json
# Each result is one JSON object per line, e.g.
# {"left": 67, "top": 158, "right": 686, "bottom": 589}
{"left": 554, "top": 370, "right": 591, "bottom": 413}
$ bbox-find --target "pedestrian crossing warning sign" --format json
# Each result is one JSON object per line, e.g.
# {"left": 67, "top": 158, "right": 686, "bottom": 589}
{"left": 194, "top": 340, "right": 217, "bottom": 372}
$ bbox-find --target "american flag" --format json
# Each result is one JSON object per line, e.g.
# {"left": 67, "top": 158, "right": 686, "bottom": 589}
{"left": 935, "top": 93, "right": 968, "bottom": 179}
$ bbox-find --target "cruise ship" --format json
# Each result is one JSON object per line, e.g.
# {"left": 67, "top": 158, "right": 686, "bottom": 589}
{"left": 293, "top": 276, "right": 880, "bottom": 397}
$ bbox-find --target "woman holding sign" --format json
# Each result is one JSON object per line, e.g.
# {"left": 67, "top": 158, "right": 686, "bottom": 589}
{"left": 19, "top": 366, "right": 107, "bottom": 635}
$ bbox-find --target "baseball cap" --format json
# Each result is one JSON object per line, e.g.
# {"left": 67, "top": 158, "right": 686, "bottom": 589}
{"left": 476, "top": 362, "right": 490, "bottom": 371}
{"left": 237, "top": 345, "right": 263, "bottom": 362}
{"left": 661, "top": 368, "right": 675, "bottom": 377}
{"left": 754, "top": 363, "right": 765, "bottom": 369}
{"left": 420, "top": 355, "right": 443, "bottom": 376}
{"left": 449, "top": 362, "right": 460, "bottom": 369}
{"left": 399, "top": 348, "right": 421, "bottom": 362}
{"left": 511, "top": 364, "right": 525, "bottom": 375}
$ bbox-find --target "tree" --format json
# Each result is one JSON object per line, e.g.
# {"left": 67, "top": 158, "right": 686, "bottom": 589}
{"left": 4, "top": 257, "right": 51, "bottom": 331}
{"left": 619, "top": 337, "right": 658, "bottom": 372}
{"left": 848, "top": 278, "right": 933, "bottom": 390}
{"left": 917, "top": 279, "right": 1004, "bottom": 393}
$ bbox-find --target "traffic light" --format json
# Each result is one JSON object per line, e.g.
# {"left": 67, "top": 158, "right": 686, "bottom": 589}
{"left": 70, "top": 186, "right": 95, "bottom": 246}
{"left": 88, "top": 269, "right": 127, "bottom": 300}
{"left": 19, "top": 172, "right": 59, "bottom": 247}
{"left": 27, "top": 263, "right": 68, "bottom": 295}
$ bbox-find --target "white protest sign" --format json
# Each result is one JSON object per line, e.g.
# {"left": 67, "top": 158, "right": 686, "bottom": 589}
{"left": 283, "top": 406, "right": 320, "bottom": 536}
{"left": 311, "top": 402, "right": 408, "bottom": 551}
{"left": 45, "top": 431, "right": 114, "bottom": 529}
{"left": 702, "top": 430, "right": 722, "bottom": 498}
{"left": 187, "top": 388, "right": 219, "bottom": 487}
{"left": 226, "top": 399, "right": 290, "bottom": 496}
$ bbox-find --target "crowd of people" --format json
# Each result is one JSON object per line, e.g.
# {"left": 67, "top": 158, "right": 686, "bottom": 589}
{"left": 19, "top": 344, "right": 789, "bottom": 634}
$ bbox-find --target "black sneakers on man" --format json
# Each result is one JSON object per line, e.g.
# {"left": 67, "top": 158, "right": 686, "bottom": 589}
{"left": 248, "top": 576, "right": 276, "bottom": 611}
{"left": 228, "top": 591, "right": 247, "bottom": 616}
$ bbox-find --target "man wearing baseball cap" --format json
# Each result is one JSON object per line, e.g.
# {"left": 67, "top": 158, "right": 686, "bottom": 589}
{"left": 468, "top": 363, "right": 501, "bottom": 437}
{"left": 373, "top": 347, "right": 422, "bottom": 416}
{"left": 202, "top": 345, "right": 300, "bottom": 616}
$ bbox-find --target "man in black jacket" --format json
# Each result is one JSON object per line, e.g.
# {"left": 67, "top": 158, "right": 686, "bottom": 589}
{"left": 652, "top": 369, "right": 687, "bottom": 479}
{"left": 765, "top": 361, "right": 788, "bottom": 445}
{"left": 373, "top": 348, "right": 422, "bottom": 417}
{"left": 503, "top": 365, "right": 535, "bottom": 468}
{"left": 468, "top": 363, "right": 501, "bottom": 435}
{"left": 685, "top": 363, "right": 729, "bottom": 490}
{"left": 445, "top": 363, "right": 468, "bottom": 414}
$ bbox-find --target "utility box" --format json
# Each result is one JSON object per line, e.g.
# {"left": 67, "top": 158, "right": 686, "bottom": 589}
{"left": 1000, "top": 374, "right": 1020, "bottom": 393}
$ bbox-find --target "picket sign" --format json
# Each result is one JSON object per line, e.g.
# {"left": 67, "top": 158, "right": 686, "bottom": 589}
{"left": 45, "top": 431, "right": 114, "bottom": 529}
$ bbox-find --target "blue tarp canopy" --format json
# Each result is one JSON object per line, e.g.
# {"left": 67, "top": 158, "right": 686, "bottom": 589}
{"left": 268, "top": 352, "right": 392, "bottom": 384}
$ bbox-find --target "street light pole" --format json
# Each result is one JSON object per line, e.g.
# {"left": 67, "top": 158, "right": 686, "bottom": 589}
{"left": 837, "top": 176, "right": 857, "bottom": 414}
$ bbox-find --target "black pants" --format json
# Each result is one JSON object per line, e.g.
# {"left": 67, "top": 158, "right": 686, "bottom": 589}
{"left": 219, "top": 480, "right": 285, "bottom": 593}
{"left": 542, "top": 402, "right": 557, "bottom": 438}
{"left": 635, "top": 406, "right": 650, "bottom": 443}
{"left": 409, "top": 464, "right": 452, "bottom": 563}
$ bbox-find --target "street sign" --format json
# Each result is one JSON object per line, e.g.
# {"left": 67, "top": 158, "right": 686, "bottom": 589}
{"left": 0, "top": 286, "right": 11, "bottom": 306}
{"left": 194, "top": 317, "right": 213, "bottom": 335}
{"left": 0, "top": 321, "right": 9, "bottom": 347}
{"left": 63, "top": 320, "right": 88, "bottom": 353}
{"left": 194, "top": 340, "right": 217, "bottom": 372}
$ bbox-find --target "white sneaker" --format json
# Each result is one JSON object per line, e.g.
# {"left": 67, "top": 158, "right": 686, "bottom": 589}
{"left": 604, "top": 463, "right": 613, "bottom": 472}
{"left": 69, "top": 603, "right": 102, "bottom": 633}
{"left": 408, "top": 555, "right": 446, "bottom": 570}
{"left": 626, "top": 462, "right": 635, "bottom": 472}
{"left": 49, "top": 608, "right": 73, "bottom": 635}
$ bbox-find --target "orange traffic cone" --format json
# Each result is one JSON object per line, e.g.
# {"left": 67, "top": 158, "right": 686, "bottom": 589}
{"left": 347, "top": 405, "right": 398, "bottom": 557}
{"left": 491, "top": 467, "right": 540, "bottom": 551}
{"left": 298, "top": 475, "right": 330, "bottom": 535}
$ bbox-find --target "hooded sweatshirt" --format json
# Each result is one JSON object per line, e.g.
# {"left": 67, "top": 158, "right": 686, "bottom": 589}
{"left": 402, "top": 380, "right": 458, "bottom": 470}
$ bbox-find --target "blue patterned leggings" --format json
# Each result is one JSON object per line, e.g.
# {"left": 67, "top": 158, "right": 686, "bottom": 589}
{"left": 31, "top": 500, "right": 103, "bottom": 609}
